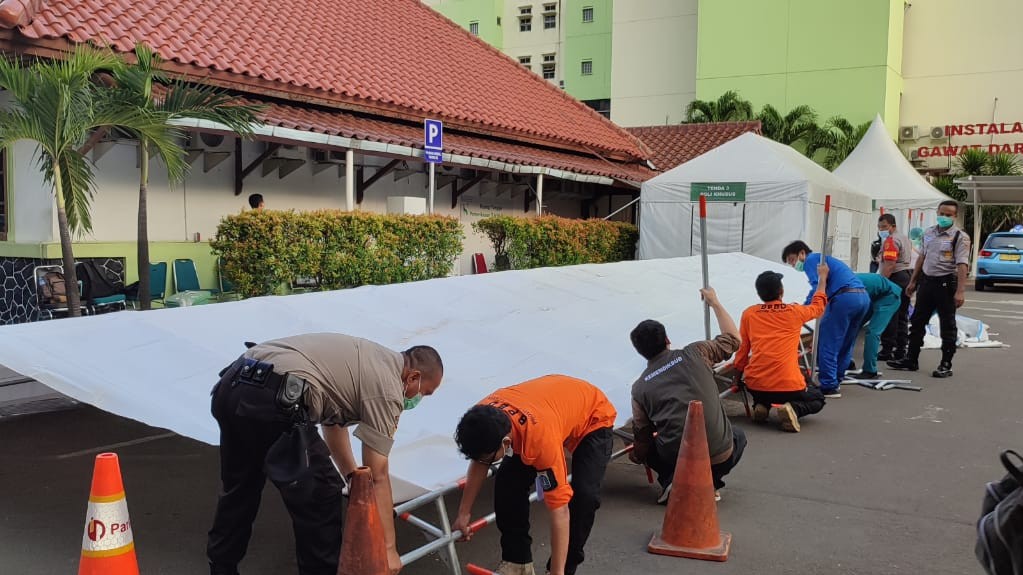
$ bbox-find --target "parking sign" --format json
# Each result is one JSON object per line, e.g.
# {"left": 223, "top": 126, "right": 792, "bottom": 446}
{"left": 424, "top": 119, "right": 443, "bottom": 164}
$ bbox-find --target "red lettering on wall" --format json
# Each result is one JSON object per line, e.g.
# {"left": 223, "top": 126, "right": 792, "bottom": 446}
{"left": 965, "top": 125, "right": 977, "bottom": 136}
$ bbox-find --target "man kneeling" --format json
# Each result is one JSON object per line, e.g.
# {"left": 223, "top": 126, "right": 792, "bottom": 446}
{"left": 734, "top": 267, "right": 828, "bottom": 432}
{"left": 629, "top": 287, "right": 747, "bottom": 504}
{"left": 452, "top": 375, "right": 616, "bottom": 575}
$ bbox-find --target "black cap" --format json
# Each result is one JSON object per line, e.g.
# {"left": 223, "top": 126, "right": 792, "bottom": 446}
{"left": 755, "top": 271, "right": 784, "bottom": 301}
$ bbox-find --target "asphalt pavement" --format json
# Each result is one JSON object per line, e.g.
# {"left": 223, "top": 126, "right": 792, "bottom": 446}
{"left": 2, "top": 288, "right": 1021, "bottom": 574}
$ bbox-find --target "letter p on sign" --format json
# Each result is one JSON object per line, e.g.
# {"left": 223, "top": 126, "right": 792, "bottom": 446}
{"left": 424, "top": 119, "right": 443, "bottom": 164}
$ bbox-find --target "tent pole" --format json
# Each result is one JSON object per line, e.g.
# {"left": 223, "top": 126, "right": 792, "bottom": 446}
{"left": 973, "top": 193, "right": 982, "bottom": 277}
{"left": 699, "top": 194, "right": 710, "bottom": 340}
{"left": 810, "top": 195, "right": 832, "bottom": 383}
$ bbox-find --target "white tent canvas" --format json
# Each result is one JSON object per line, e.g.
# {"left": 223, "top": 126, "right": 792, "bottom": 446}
{"left": 0, "top": 253, "right": 805, "bottom": 501}
{"left": 638, "top": 132, "right": 875, "bottom": 271}
{"left": 834, "top": 115, "right": 948, "bottom": 233}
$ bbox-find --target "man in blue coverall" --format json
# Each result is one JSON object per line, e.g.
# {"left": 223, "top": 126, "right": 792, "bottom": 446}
{"left": 782, "top": 241, "right": 870, "bottom": 398}
{"left": 853, "top": 273, "right": 902, "bottom": 380}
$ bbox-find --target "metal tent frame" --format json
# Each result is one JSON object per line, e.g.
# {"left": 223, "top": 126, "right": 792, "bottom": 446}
{"left": 954, "top": 175, "right": 1023, "bottom": 274}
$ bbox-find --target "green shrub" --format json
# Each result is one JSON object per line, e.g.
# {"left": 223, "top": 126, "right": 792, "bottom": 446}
{"left": 473, "top": 215, "right": 638, "bottom": 270}
{"left": 212, "top": 209, "right": 463, "bottom": 297}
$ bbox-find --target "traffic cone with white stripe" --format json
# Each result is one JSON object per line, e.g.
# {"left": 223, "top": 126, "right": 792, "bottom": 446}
{"left": 78, "top": 453, "right": 139, "bottom": 575}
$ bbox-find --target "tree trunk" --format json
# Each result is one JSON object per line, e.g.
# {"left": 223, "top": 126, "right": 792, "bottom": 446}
{"left": 138, "top": 142, "right": 152, "bottom": 310}
{"left": 53, "top": 164, "right": 82, "bottom": 318}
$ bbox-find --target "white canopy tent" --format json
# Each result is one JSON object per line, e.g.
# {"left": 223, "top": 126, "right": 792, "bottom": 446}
{"left": 638, "top": 132, "right": 874, "bottom": 271}
{"left": 834, "top": 115, "right": 948, "bottom": 233}
{"left": 0, "top": 253, "right": 803, "bottom": 502}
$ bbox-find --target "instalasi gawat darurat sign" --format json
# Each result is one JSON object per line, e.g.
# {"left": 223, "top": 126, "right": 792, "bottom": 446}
{"left": 917, "top": 122, "right": 1023, "bottom": 158}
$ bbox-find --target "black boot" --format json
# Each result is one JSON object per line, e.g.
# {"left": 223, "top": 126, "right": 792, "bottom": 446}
{"left": 887, "top": 358, "right": 919, "bottom": 371}
{"left": 877, "top": 349, "right": 894, "bottom": 362}
{"left": 932, "top": 361, "right": 953, "bottom": 378}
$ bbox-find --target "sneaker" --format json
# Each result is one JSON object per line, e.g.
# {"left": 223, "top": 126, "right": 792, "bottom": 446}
{"left": 656, "top": 483, "right": 672, "bottom": 505}
{"left": 887, "top": 358, "right": 919, "bottom": 371}
{"left": 853, "top": 371, "right": 879, "bottom": 380}
{"left": 496, "top": 561, "right": 536, "bottom": 575}
{"left": 822, "top": 388, "right": 842, "bottom": 398}
{"left": 777, "top": 402, "right": 801, "bottom": 432}
{"left": 715, "top": 490, "right": 722, "bottom": 502}
{"left": 932, "top": 362, "right": 953, "bottom": 378}
{"left": 876, "top": 350, "right": 894, "bottom": 361}
{"left": 752, "top": 403, "right": 770, "bottom": 423}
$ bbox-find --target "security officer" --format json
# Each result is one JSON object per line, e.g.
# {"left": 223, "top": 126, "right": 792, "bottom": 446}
{"left": 207, "top": 333, "right": 444, "bottom": 575}
{"left": 889, "top": 200, "right": 971, "bottom": 378}
{"left": 876, "top": 214, "right": 914, "bottom": 361}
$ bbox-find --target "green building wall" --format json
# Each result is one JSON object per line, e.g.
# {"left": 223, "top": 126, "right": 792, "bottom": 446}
{"left": 429, "top": 0, "right": 505, "bottom": 49}
{"left": 563, "top": 0, "right": 613, "bottom": 104}
{"left": 696, "top": 0, "right": 904, "bottom": 135}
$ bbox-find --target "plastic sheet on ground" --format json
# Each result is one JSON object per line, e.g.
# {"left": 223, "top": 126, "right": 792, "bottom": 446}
{"left": 922, "top": 313, "right": 1006, "bottom": 349}
{"left": 0, "top": 253, "right": 804, "bottom": 501}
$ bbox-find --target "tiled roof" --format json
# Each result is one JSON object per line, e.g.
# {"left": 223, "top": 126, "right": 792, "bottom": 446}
{"left": 0, "top": 0, "right": 647, "bottom": 162}
{"left": 253, "top": 98, "right": 654, "bottom": 183}
{"left": 627, "top": 122, "right": 762, "bottom": 172}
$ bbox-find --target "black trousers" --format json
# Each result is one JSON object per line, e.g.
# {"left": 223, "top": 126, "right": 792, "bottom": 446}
{"left": 748, "top": 387, "right": 825, "bottom": 418}
{"left": 881, "top": 269, "right": 912, "bottom": 355}
{"left": 207, "top": 368, "right": 344, "bottom": 575}
{"left": 907, "top": 274, "right": 959, "bottom": 364}
{"left": 646, "top": 427, "right": 747, "bottom": 491}
{"left": 494, "top": 427, "right": 612, "bottom": 575}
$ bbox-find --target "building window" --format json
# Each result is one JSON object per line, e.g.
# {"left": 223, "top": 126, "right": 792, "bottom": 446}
{"left": 544, "top": 13, "right": 556, "bottom": 29}
{"left": 0, "top": 148, "right": 6, "bottom": 241}
{"left": 583, "top": 99, "right": 611, "bottom": 118}
{"left": 543, "top": 53, "right": 556, "bottom": 63}
{"left": 497, "top": 16, "right": 501, "bottom": 26}
{"left": 581, "top": 59, "right": 593, "bottom": 75}
{"left": 582, "top": 6, "right": 593, "bottom": 22}
{"left": 519, "top": 17, "right": 532, "bottom": 31}
{"left": 543, "top": 3, "right": 556, "bottom": 12}
{"left": 518, "top": 56, "right": 532, "bottom": 69}
{"left": 542, "top": 64, "right": 556, "bottom": 80}
{"left": 519, "top": 6, "right": 532, "bottom": 15}
{"left": 469, "top": 21, "right": 479, "bottom": 35}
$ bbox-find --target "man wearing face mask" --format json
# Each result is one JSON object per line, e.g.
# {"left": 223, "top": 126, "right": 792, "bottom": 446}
{"left": 781, "top": 241, "right": 870, "bottom": 398}
{"left": 876, "top": 214, "right": 914, "bottom": 362}
{"left": 451, "top": 375, "right": 616, "bottom": 575}
{"left": 889, "top": 200, "right": 971, "bottom": 378}
{"left": 207, "top": 333, "right": 443, "bottom": 575}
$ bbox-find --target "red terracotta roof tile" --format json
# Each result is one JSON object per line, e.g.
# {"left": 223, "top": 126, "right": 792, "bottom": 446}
{"left": 627, "top": 122, "right": 762, "bottom": 172}
{"left": 250, "top": 98, "right": 653, "bottom": 183}
{"left": 2, "top": 0, "right": 646, "bottom": 161}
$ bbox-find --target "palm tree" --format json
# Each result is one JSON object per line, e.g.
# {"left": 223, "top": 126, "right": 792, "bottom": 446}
{"left": 953, "top": 147, "right": 988, "bottom": 176}
{"left": 0, "top": 49, "right": 186, "bottom": 317}
{"left": 683, "top": 90, "right": 754, "bottom": 123}
{"left": 806, "top": 117, "right": 871, "bottom": 170}
{"left": 756, "top": 104, "right": 819, "bottom": 147}
{"left": 112, "top": 44, "right": 261, "bottom": 309}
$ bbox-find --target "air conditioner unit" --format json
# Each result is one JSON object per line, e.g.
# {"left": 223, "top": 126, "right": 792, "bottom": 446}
{"left": 899, "top": 126, "right": 918, "bottom": 141}
{"left": 386, "top": 196, "right": 427, "bottom": 216}
{"left": 558, "top": 80, "right": 565, "bottom": 89}
{"left": 199, "top": 132, "right": 227, "bottom": 148}
{"left": 930, "top": 126, "right": 945, "bottom": 140}
{"left": 909, "top": 149, "right": 921, "bottom": 161}
{"left": 276, "top": 144, "right": 306, "bottom": 160}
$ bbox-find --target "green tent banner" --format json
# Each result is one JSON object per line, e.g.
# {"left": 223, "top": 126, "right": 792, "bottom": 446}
{"left": 691, "top": 182, "right": 747, "bottom": 202}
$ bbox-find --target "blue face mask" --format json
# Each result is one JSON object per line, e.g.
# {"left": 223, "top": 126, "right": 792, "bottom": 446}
{"left": 937, "top": 215, "right": 955, "bottom": 229}
{"left": 794, "top": 260, "right": 805, "bottom": 272}
{"left": 878, "top": 230, "right": 890, "bottom": 240}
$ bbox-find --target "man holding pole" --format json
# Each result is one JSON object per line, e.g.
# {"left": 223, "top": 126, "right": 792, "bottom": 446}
{"left": 627, "top": 287, "right": 746, "bottom": 503}
{"left": 451, "top": 375, "right": 616, "bottom": 575}
{"left": 783, "top": 241, "right": 870, "bottom": 398}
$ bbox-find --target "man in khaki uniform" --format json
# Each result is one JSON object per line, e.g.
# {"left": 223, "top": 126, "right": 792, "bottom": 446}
{"left": 889, "top": 200, "right": 971, "bottom": 378}
{"left": 207, "top": 333, "right": 443, "bottom": 575}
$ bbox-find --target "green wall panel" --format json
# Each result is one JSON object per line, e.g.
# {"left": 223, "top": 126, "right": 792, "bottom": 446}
{"left": 563, "top": 0, "right": 613, "bottom": 101}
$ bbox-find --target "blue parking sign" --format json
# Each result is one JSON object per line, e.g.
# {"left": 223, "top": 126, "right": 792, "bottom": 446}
{"left": 424, "top": 119, "right": 443, "bottom": 164}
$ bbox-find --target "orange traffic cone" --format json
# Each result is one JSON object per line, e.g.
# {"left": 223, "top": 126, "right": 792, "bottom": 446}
{"left": 647, "top": 400, "right": 731, "bottom": 562}
{"left": 78, "top": 453, "right": 139, "bottom": 575}
{"left": 337, "top": 467, "right": 389, "bottom": 575}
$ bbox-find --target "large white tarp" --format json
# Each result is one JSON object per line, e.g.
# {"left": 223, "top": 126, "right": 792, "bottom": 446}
{"left": 0, "top": 253, "right": 804, "bottom": 500}
{"left": 639, "top": 132, "right": 875, "bottom": 271}
{"left": 834, "top": 115, "right": 948, "bottom": 231}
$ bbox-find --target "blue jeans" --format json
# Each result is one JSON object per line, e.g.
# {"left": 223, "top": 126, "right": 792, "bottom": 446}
{"left": 818, "top": 290, "right": 871, "bottom": 390}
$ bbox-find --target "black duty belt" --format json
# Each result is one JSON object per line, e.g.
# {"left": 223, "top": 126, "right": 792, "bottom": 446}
{"left": 233, "top": 357, "right": 308, "bottom": 415}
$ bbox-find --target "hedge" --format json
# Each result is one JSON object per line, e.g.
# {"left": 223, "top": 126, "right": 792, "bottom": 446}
{"left": 212, "top": 210, "right": 464, "bottom": 297}
{"left": 473, "top": 215, "right": 638, "bottom": 270}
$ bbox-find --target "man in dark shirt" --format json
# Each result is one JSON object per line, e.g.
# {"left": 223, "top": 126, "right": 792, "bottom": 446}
{"left": 629, "top": 287, "right": 746, "bottom": 504}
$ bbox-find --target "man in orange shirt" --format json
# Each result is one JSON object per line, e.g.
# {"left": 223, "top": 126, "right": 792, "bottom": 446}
{"left": 734, "top": 264, "right": 829, "bottom": 432}
{"left": 450, "top": 375, "right": 616, "bottom": 575}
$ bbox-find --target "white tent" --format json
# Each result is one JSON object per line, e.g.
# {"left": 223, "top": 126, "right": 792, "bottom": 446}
{"left": 0, "top": 253, "right": 804, "bottom": 502}
{"left": 834, "top": 115, "right": 948, "bottom": 233}
{"left": 638, "top": 132, "right": 875, "bottom": 271}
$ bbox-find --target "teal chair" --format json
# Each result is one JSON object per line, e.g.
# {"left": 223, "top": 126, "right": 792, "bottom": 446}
{"left": 217, "top": 258, "right": 240, "bottom": 301}
{"left": 173, "top": 258, "right": 219, "bottom": 296}
{"left": 127, "top": 262, "right": 167, "bottom": 309}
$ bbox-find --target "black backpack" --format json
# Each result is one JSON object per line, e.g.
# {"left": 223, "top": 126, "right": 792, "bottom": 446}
{"left": 977, "top": 450, "right": 1023, "bottom": 575}
{"left": 76, "top": 261, "right": 121, "bottom": 303}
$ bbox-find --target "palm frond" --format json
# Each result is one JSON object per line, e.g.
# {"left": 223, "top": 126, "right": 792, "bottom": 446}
{"left": 985, "top": 152, "right": 1021, "bottom": 176}
{"left": 159, "top": 79, "right": 263, "bottom": 135}
{"left": 56, "top": 151, "right": 97, "bottom": 235}
{"left": 684, "top": 99, "right": 714, "bottom": 123}
{"left": 954, "top": 147, "right": 988, "bottom": 176}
